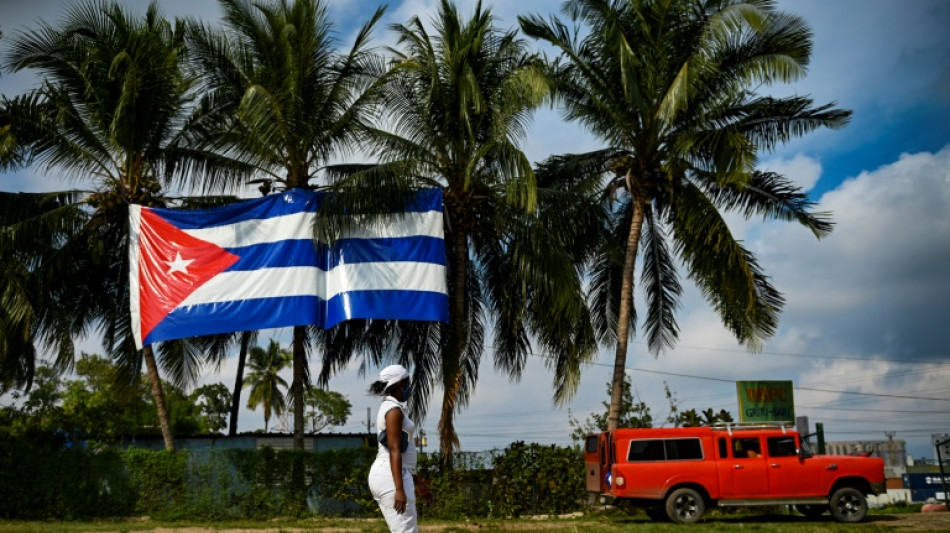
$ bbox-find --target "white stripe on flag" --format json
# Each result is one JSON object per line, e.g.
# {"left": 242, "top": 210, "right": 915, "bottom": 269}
{"left": 128, "top": 205, "right": 143, "bottom": 348}
{"left": 184, "top": 210, "right": 444, "bottom": 248}
{"left": 178, "top": 262, "right": 448, "bottom": 307}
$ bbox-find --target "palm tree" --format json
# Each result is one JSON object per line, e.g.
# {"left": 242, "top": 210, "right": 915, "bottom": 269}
{"left": 0, "top": 1, "right": 247, "bottom": 449}
{"left": 520, "top": 0, "right": 851, "bottom": 430}
{"left": 315, "top": 0, "right": 598, "bottom": 464}
{"left": 243, "top": 339, "right": 291, "bottom": 432}
{"left": 186, "top": 0, "right": 387, "bottom": 449}
{"left": 228, "top": 331, "right": 256, "bottom": 436}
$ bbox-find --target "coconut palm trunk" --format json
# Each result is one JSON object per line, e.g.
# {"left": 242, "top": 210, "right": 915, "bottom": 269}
{"left": 292, "top": 326, "right": 306, "bottom": 449}
{"left": 228, "top": 331, "right": 252, "bottom": 436}
{"left": 142, "top": 345, "right": 175, "bottom": 451}
{"left": 607, "top": 187, "right": 646, "bottom": 431}
{"left": 439, "top": 218, "right": 469, "bottom": 465}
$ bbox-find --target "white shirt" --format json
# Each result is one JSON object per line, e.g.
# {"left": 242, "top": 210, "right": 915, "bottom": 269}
{"left": 375, "top": 396, "right": 417, "bottom": 472}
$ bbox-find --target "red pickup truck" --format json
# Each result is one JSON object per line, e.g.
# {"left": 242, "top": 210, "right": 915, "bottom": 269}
{"left": 585, "top": 425, "right": 885, "bottom": 523}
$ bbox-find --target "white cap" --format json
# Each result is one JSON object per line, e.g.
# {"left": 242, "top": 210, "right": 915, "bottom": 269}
{"left": 379, "top": 364, "right": 410, "bottom": 388}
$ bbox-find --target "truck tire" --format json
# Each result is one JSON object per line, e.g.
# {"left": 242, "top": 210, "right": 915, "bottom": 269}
{"left": 665, "top": 487, "right": 705, "bottom": 524}
{"left": 829, "top": 487, "right": 867, "bottom": 522}
{"left": 796, "top": 504, "right": 829, "bottom": 518}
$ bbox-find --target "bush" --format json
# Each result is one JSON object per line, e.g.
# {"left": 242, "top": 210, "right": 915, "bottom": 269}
{"left": 412, "top": 443, "right": 585, "bottom": 519}
{"left": 0, "top": 436, "right": 586, "bottom": 521}
{"left": 124, "top": 446, "right": 378, "bottom": 520}
{"left": 489, "top": 442, "right": 585, "bottom": 517}
{"left": 226, "top": 447, "right": 377, "bottom": 518}
{"left": 0, "top": 434, "right": 135, "bottom": 519}
{"left": 415, "top": 452, "right": 494, "bottom": 519}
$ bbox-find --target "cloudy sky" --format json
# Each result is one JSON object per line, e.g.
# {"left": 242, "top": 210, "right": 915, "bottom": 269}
{"left": 1, "top": 0, "right": 949, "bottom": 459}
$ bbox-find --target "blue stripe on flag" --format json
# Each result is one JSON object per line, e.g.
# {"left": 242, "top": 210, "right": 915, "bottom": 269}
{"left": 144, "top": 291, "right": 449, "bottom": 345}
{"left": 225, "top": 236, "right": 448, "bottom": 271}
{"left": 152, "top": 188, "right": 443, "bottom": 230}
{"left": 323, "top": 290, "right": 450, "bottom": 328}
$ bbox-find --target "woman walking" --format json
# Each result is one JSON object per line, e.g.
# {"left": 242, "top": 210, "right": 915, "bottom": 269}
{"left": 367, "top": 365, "right": 418, "bottom": 533}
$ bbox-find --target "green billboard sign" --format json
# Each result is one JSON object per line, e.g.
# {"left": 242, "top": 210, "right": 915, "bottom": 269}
{"left": 736, "top": 380, "right": 794, "bottom": 423}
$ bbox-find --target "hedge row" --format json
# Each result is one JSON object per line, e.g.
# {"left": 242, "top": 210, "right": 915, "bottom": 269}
{"left": 0, "top": 436, "right": 585, "bottom": 520}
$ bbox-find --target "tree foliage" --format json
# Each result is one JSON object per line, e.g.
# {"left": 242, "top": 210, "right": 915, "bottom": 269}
{"left": 2, "top": 353, "right": 225, "bottom": 442}
{"left": 520, "top": 0, "right": 850, "bottom": 431}
{"left": 315, "top": 0, "right": 597, "bottom": 465}
{"left": 570, "top": 376, "right": 735, "bottom": 441}
{"left": 569, "top": 374, "right": 655, "bottom": 443}
{"left": 191, "top": 383, "right": 233, "bottom": 434}
{"left": 187, "top": 0, "right": 387, "bottom": 450}
{"left": 243, "top": 339, "right": 291, "bottom": 433}
{"left": 0, "top": 0, "right": 249, "bottom": 450}
{"left": 304, "top": 387, "right": 351, "bottom": 433}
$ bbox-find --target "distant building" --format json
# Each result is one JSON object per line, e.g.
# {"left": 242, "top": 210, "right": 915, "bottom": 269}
{"left": 933, "top": 433, "right": 950, "bottom": 464}
{"left": 825, "top": 438, "right": 907, "bottom": 479}
{"left": 904, "top": 465, "right": 950, "bottom": 502}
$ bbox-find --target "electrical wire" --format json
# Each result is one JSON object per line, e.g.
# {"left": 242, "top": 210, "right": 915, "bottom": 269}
{"left": 630, "top": 340, "right": 950, "bottom": 366}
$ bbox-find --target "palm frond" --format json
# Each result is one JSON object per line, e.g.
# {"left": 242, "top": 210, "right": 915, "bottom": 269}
{"left": 671, "top": 180, "right": 784, "bottom": 349}
{"left": 700, "top": 169, "right": 834, "bottom": 238}
{"left": 640, "top": 206, "right": 681, "bottom": 354}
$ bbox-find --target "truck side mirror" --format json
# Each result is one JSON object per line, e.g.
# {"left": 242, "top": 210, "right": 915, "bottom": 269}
{"left": 798, "top": 448, "right": 813, "bottom": 459}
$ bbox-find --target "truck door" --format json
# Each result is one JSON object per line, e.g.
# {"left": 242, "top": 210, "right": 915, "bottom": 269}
{"left": 584, "top": 434, "right": 601, "bottom": 492}
{"left": 766, "top": 435, "right": 819, "bottom": 497}
{"left": 584, "top": 433, "right": 612, "bottom": 494}
{"left": 717, "top": 436, "right": 769, "bottom": 498}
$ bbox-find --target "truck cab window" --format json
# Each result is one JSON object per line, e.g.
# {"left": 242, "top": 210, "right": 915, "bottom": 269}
{"left": 733, "top": 437, "right": 762, "bottom": 459}
{"left": 767, "top": 436, "right": 798, "bottom": 457}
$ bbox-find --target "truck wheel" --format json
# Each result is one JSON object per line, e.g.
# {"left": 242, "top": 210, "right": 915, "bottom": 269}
{"left": 829, "top": 487, "right": 867, "bottom": 522}
{"left": 796, "top": 504, "right": 828, "bottom": 518}
{"left": 665, "top": 488, "right": 705, "bottom": 524}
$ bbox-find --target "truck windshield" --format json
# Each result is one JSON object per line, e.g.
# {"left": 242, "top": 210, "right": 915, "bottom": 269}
{"left": 800, "top": 439, "right": 813, "bottom": 455}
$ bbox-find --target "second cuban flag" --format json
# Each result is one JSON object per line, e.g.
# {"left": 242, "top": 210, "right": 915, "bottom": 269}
{"left": 128, "top": 188, "right": 448, "bottom": 349}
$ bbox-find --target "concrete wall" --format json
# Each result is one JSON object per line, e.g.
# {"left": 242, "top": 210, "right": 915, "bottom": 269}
{"left": 125, "top": 432, "right": 373, "bottom": 451}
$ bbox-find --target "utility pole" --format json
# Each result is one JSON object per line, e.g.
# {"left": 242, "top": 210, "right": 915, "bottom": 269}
{"left": 885, "top": 431, "right": 897, "bottom": 477}
{"left": 367, "top": 407, "right": 371, "bottom": 435}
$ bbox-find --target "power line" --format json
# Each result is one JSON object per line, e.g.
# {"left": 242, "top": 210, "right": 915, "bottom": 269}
{"left": 828, "top": 428, "right": 950, "bottom": 436}
{"left": 794, "top": 385, "right": 950, "bottom": 402}
{"left": 514, "top": 352, "right": 950, "bottom": 411}
{"left": 797, "top": 405, "right": 948, "bottom": 414}
{"left": 620, "top": 364, "right": 950, "bottom": 402}
{"left": 631, "top": 340, "right": 950, "bottom": 366}
{"left": 534, "top": 354, "right": 950, "bottom": 402}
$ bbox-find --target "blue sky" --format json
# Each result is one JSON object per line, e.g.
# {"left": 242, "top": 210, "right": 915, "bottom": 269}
{"left": 1, "top": 0, "right": 949, "bottom": 460}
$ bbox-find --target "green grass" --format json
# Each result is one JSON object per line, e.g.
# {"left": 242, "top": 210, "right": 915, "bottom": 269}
{"left": 0, "top": 510, "right": 939, "bottom": 533}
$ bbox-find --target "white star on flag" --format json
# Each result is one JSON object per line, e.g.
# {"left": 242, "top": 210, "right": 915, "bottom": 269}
{"left": 165, "top": 251, "right": 195, "bottom": 275}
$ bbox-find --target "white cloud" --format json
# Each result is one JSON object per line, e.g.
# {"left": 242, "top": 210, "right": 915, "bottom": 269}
{"left": 762, "top": 145, "right": 950, "bottom": 323}
{"left": 760, "top": 153, "right": 823, "bottom": 193}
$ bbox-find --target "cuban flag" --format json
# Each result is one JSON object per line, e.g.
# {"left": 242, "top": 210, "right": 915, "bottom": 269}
{"left": 128, "top": 188, "right": 448, "bottom": 349}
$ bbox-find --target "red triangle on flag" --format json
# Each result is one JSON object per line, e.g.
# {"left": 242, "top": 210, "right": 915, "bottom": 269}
{"left": 138, "top": 208, "right": 240, "bottom": 342}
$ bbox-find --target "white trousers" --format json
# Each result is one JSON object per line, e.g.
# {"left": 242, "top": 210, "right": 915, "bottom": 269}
{"left": 368, "top": 458, "right": 418, "bottom": 533}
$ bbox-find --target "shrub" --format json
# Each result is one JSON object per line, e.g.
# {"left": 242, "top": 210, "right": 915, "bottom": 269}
{"left": 0, "top": 436, "right": 586, "bottom": 520}
{"left": 0, "top": 434, "right": 135, "bottom": 519}
{"left": 489, "top": 442, "right": 585, "bottom": 517}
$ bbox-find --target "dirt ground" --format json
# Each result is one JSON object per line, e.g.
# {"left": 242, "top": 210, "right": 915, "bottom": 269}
{"left": 878, "top": 511, "right": 950, "bottom": 531}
